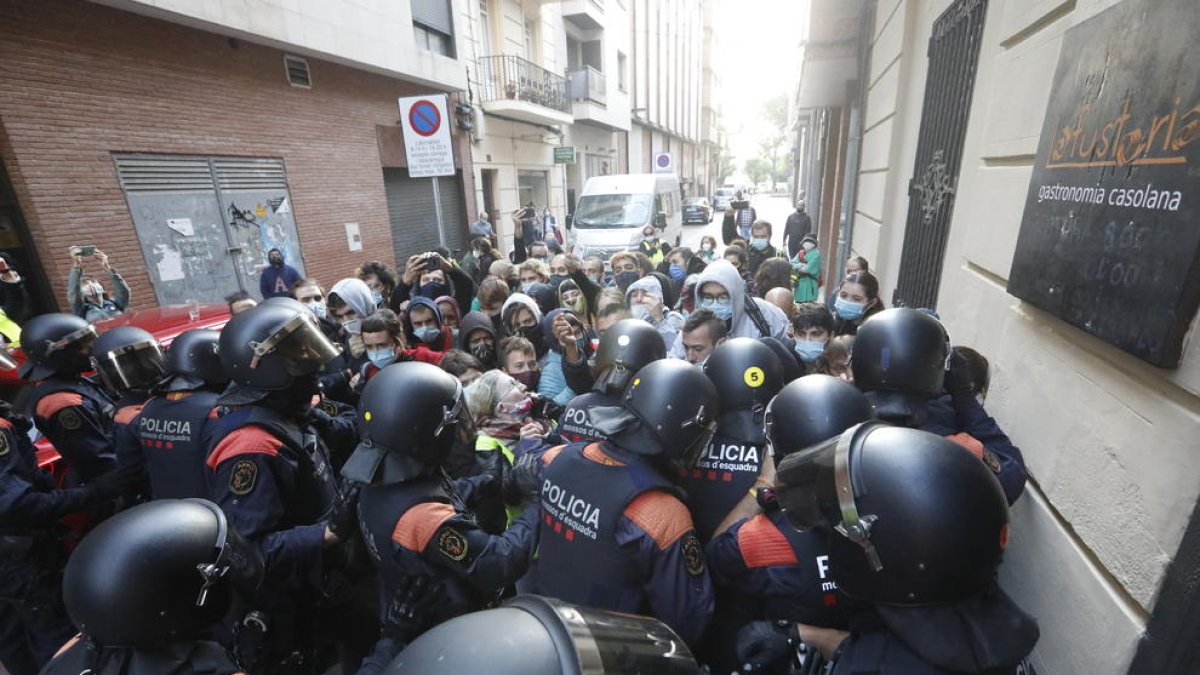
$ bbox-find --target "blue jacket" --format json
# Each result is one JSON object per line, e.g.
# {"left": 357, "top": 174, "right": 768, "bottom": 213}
{"left": 259, "top": 263, "right": 302, "bottom": 299}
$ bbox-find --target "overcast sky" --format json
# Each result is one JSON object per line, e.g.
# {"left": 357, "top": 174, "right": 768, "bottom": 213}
{"left": 713, "top": 0, "right": 809, "bottom": 169}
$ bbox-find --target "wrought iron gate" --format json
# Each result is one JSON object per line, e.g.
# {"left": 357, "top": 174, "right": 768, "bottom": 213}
{"left": 892, "top": 0, "right": 988, "bottom": 309}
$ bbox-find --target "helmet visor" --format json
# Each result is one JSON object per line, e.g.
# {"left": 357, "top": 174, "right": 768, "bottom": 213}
{"left": 250, "top": 313, "right": 341, "bottom": 375}
{"left": 188, "top": 499, "right": 264, "bottom": 605}
{"left": 433, "top": 379, "right": 465, "bottom": 441}
{"left": 676, "top": 404, "right": 718, "bottom": 470}
{"left": 94, "top": 340, "right": 166, "bottom": 392}
{"left": 44, "top": 323, "right": 98, "bottom": 358}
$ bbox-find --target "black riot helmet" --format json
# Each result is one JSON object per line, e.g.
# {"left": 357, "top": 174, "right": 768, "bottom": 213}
{"left": 385, "top": 595, "right": 699, "bottom": 675}
{"left": 18, "top": 313, "right": 98, "bottom": 380}
{"left": 851, "top": 308, "right": 949, "bottom": 397}
{"left": 614, "top": 359, "right": 719, "bottom": 470}
{"left": 591, "top": 319, "right": 666, "bottom": 395}
{"left": 63, "top": 499, "right": 263, "bottom": 647}
{"left": 703, "top": 337, "right": 784, "bottom": 411}
{"left": 92, "top": 326, "right": 166, "bottom": 395}
{"left": 163, "top": 329, "right": 228, "bottom": 392}
{"left": 342, "top": 361, "right": 464, "bottom": 484}
{"left": 764, "top": 375, "right": 875, "bottom": 462}
{"left": 774, "top": 422, "right": 1009, "bottom": 606}
{"left": 218, "top": 298, "right": 340, "bottom": 392}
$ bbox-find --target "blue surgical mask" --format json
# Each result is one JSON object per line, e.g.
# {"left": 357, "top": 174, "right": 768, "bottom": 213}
{"left": 794, "top": 339, "right": 826, "bottom": 362}
{"left": 367, "top": 348, "right": 395, "bottom": 369}
{"left": 520, "top": 282, "right": 535, "bottom": 294}
{"left": 371, "top": 291, "right": 384, "bottom": 306}
{"left": 305, "top": 301, "right": 327, "bottom": 319}
{"left": 751, "top": 238, "right": 770, "bottom": 250}
{"left": 700, "top": 297, "right": 733, "bottom": 321}
{"left": 834, "top": 297, "right": 866, "bottom": 321}
{"left": 414, "top": 326, "right": 442, "bottom": 344}
{"left": 668, "top": 264, "right": 686, "bottom": 280}
{"left": 630, "top": 304, "right": 653, "bottom": 323}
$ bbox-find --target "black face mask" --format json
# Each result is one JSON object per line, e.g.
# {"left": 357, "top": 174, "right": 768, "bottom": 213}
{"left": 264, "top": 374, "right": 321, "bottom": 418}
{"left": 269, "top": 257, "right": 283, "bottom": 267}
{"left": 470, "top": 343, "right": 496, "bottom": 367}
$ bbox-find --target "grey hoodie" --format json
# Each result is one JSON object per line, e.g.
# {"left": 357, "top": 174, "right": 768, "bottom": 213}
{"left": 330, "top": 278, "right": 376, "bottom": 320}
{"left": 669, "top": 259, "right": 789, "bottom": 358}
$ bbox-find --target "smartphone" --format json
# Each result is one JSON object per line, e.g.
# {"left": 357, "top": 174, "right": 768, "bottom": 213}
{"left": 78, "top": 245, "right": 96, "bottom": 257}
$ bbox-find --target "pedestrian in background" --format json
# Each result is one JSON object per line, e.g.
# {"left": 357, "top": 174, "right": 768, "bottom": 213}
{"left": 258, "top": 247, "right": 301, "bottom": 299}
{"left": 782, "top": 200, "right": 812, "bottom": 258}
{"left": 67, "top": 247, "right": 129, "bottom": 321}
{"left": 792, "top": 233, "right": 822, "bottom": 303}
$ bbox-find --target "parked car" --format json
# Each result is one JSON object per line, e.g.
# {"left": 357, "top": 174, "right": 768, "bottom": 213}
{"left": 682, "top": 197, "right": 713, "bottom": 225}
{"left": 0, "top": 303, "right": 232, "bottom": 472}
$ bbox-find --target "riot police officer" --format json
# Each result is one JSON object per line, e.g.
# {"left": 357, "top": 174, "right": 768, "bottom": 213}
{"left": 205, "top": 298, "right": 357, "bottom": 674}
{"left": 345, "top": 361, "right": 539, "bottom": 649}
{"left": 92, "top": 325, "right": 167, "bottom": 497}
{"left": 21, "top": 313, "right": 116, "bottom": 483}
{"left": 553, "top": 318, "right": 664, "bottom": 444}
{"left": 0, "top": 348, "right": 135, "bottom": 675}
{"left": 851, "top": 308, "right": 1026, "bottom": 503}
{"left": 773, "top": 423, "right": 1039, "bottom": 673}
{"left": 533, "top": 359, "right": 718, "bottom": 646}
{"left": 708, "top": 375, "right": 874, "bottom": 673}
{"left": 42, "top": 499, "right": 263, "bottom": 675}
{"left": 130, "top": 329, "right": 228, "bottom": 500}
{"left": 686, "top": 337, "right": 784, "bottom": 542}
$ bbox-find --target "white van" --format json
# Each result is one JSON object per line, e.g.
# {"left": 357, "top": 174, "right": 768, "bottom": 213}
{"left": 569, "top": 173, "right": 682, "bottom": 260}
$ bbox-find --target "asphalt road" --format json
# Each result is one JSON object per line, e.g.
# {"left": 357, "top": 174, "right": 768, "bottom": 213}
{"left": 680, "top": 193, "right": 798, "bottom": 253}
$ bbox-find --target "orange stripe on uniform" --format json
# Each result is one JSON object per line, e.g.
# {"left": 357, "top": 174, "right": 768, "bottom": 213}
{"left": 114, "top": 404, "right": 144, "bottom": 425}
{"left": 624, "top": 491, "right": 693, "bottom": 550}
{"left": 738, "top": 514, "right": 799, "bottom": 568}
{"left": 205, "top": 427, "right": 282, "bottom": 469}
{"left": 541, "top": 444, "right": 567, "bottom": 465}
{"left": 582, "top": 443, "right": 626, "bottom": 467}
{"left": 36, "top": 392, "right": 83, "bottom": 419}
{"left": 946, "top": 432, "right": 984, "bottom": 460}
{"left": 0, "top": 418, "right": 11, "bottom": 431}
{"left": 393, "top": 503, "right": 457, "bottom": 552}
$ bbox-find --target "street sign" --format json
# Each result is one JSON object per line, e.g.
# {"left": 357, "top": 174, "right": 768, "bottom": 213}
{"left": 398, "top": 94, "right": 455, "bottom": 177}
{"left": 554, "top": 146, "right": 576, "bottom": 164}
{"left": 654, "top": 152, "right": 673, "bottom": 173}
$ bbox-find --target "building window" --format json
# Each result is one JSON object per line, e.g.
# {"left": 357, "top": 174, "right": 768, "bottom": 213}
{"left": 524, "top": 19, "right": 538, "bottom": 63}
{"left": 478, "top": 0, "right": 493, "bottom": 53}
{"left": 412, "top": 0, "right": 456, "bottom": 57}
{"left": 617, "top": 51, "right": 628, "bottom": 92}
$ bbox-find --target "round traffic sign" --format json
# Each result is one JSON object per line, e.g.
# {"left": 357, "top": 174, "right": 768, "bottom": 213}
{"left": 656, "top": 153, "right": 670, "bottom": 168}
{"left": 408, "top": 99, "right": 442, "bottom": 137}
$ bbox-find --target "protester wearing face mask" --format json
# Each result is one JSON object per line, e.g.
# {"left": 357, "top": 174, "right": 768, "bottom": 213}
{"left": 500, "top": 292, "right": 547, "bottom": 357}
{"left": 405, "top": 296, "right": 454, "bottom": 352}
{"left": 518, "top": 259, "right": 550, "bottom": 294}
{"left": 289, "top": 278, "right": 356, "bottom": 401}
{"left": 582, "top": 255, "right": 610, "bottom": 287}
{"left": 657, "top": 247, "right": 704, "bottom": 298}
{"left": 636, "top": 225, "right": 671, "bottom": 266}
{"left": 668, "top": 259, "right": 789, "bottom": 359}
{"left": 457, "top": 311, "right": 499, "bottom": 370}
{"left": 68, "top": 247, "right": 129, "bottom": 322}
{"left": 698, "top": 235, "right": 719, "bottom": 263}
{"left": 626, "top": 276, "right": 683, "bottom": 351}
{"left": 258, "top": 247, "right": 301, "bottom": 299}
{"left": 328, "top": 277, "right": 376, "bottom": 373}
{"left": 356, "top": 309, "right": 444, "bottom": 389}
{"left": 393, "top": 251, "right": 476, "bottom": 315}
{"left": 557, "top": 279, "right": 591, "bottom": 327}
{"left": 832, "top": 270, "right": 884, "bottom": 336}
{"left": 435, "top": 295, "right": 462, "bottom": 335}
{"left": 791, "top": 302, "right": 835, "bottom": 367}
{"left": 791, "top": 233, "right": 822, "bottom": 303}
{"left": 357, "top": 260, "right": 396, "bottom": 309}
{"left": 746, "top": 221, "right": 784, "bottom": 276}
{"left": 609, "top": 252, "right": 644, "bottom": 293}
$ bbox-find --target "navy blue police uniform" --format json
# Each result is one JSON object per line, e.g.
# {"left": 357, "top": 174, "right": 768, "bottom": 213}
{"left": 29, "top": 377, "right": 117, "bottom": 483}
{"left": 131, "top": 390, "right": 222, "bottom": 500}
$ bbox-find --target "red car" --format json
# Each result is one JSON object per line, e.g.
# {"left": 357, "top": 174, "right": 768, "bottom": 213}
{"left": 0, "top": 303, "right": 231, "bottom": 472}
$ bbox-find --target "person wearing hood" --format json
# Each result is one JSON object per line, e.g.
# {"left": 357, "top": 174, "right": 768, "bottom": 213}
{"left": 434, "top": 295, "right": 462, "bottom": 331}
{"left": 500, "top": 292, "right": 547, "bottom": 357}
{"left": 792, "top": 233, "right": 822, "bottom": 303}
{"left": 392, "top": 251, "right": 476, "bottom": 315}
{"left": 536, "top": 309, "right": 586, "bottom": 406}
{"left": 329, "top": 277, "right": 377, "bottom": 374}
{"left": 359, "top": 309, "right": 444, "bottom": 383}
{"left": 668, "top": 260, "right": 789, "bottom": 359}
{"left": 68, "top": 247, "right": 130, "bottom": 322}
{"left": 258, "top": 247, "right": 302, "bottom": 299}
{"left": 626, "top": 276, "right": 684, "bottom": 352}
{"left": 404, "top": 297, "right": 455, "bottom": 353}
{"left": 555, "top": 278, "right": 591, "bottom": 327}
{"left": 525, "top": 282, "right": 559, "bottom": 319}
{"left": 457, "top": 311, "right": 499, "bottom": 370}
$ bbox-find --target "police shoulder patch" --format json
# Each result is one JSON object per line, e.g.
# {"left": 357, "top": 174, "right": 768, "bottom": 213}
{"left": 436, "top": 528, "right": 469, "bottom": 561}
{"left": 681, "top": 532, "right": 705, "bottom": 576}
{"left": 57, "top": 408, "right": 82, "bottom": 431}
{"left": 982, "top": 449, "right": 1002, "bottom": 474}
{"left": 229, "top": 459, "right": 258, "bottom": 496}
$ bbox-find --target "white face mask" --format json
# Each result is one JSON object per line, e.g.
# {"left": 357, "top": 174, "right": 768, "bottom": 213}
{"left": 84, "top": 283, "right": 104, "bottom": 299}
{"left": 702, "top": 243, "right": 713, "bottom": 251}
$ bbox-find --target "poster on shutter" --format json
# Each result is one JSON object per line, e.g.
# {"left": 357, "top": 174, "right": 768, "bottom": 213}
{"left": 398, "top": 95, "right": 456, "bottom": 178}
{"left": 1006, "top": 0, "right": 1200, "bottom": 368}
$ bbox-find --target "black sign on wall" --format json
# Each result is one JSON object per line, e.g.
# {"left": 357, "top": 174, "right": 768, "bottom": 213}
{"left": 1007, "top": 0, "right": 1200, "bottom": 368}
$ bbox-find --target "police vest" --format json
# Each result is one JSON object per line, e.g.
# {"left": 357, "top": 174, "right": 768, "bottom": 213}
{"left": 536, "top": 443, "right": 674, "bottom": 613}
{"left": 209, "top": 407, "right": 337, "bottom": 524}
{"left": 753, "top": 509, "right": 846, "bottom": 629}
{"left": 358, "top": 477, "right": 490, "bottom": 623}
{"left": 28, "top": 377, "right": 116, "bottom": 423}
{"left": 42, "top": 639, "right": 240, "bottom": 675}
{"left": 638, "top": 240, "right": 665, "bottom": 266}
{"left": 0, "top": 418, "right": 57, "bottom": 536}
{"left": 137, "top": 391, "right": 220, "bottom": 500}
{"left": 557, "top": 392, "right": 613, "bottom": 444}
{"left": 678, "top": 409, "right": 766, "bottom": 541}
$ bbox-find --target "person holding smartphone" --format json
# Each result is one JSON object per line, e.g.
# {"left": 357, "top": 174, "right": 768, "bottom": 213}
{"left": 67, "top": 246, "right": 129, "bottom": 321}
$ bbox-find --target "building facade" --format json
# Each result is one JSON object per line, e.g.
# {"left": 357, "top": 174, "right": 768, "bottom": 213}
{"left": 0, "top": 0, "right": 479, "bottom": 312}
{"left": 799, "top": 0, "right": 1200, "bottom": 673}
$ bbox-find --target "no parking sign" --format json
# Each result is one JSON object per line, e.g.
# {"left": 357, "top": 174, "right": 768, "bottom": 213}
{"left": 398, "top": 94, "right": 455, "bottom": 177}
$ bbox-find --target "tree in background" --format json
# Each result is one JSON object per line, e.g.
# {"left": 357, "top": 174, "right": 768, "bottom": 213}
{"left": 760, "top": 93, "right": 791, "bottom": 192}
{"left": 744, "top": 158, "right": 772, "bottom": 188}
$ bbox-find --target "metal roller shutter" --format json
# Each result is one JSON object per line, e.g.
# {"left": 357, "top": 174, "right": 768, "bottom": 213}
{"left": 383, "top": 168, "right": 469, "bottom": 259}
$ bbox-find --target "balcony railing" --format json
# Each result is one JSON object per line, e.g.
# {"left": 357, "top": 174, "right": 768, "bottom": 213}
{"left": 568, "top": 66, "right": 607, "bottom": 106}
{"left": 477, "top": 55, "right": 570, "bottom": 114}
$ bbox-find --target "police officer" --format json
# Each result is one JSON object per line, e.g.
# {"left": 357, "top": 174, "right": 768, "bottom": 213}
{"left": 709, "top": 375, "right": 874, "bottom": 674}
{"left": 0, "top": 348, "right": 136, "bottom": 675}
{"left": 851, "top": 308, "right": 1026, "bottom": 503}
{"left": 346, "top": 361, "right": 539, "bottom": 641}
{"left": 21, "top": 313, "right": 116, "bottom": 483}
{"left": 42, "top": 499, "right": 263, "bottom": 675}
{"left": 382, "top": 595, "right": 701, "bottom": 674}
{"left": 130, "top": 329, "right": 227, "bottom": 500}
{"left": 773, "top": 423, "right": 1039, "bottom": 673}
{"left": 684, "top": 337, "right": 783, "bottom": 542}
{"left": 533, "top": 359, "right": 718, "bottom": 646}
{"left": 552, "top": 318, "right": 664, "bottom": 444}
{"left": 205, "top": 298, "right": 357, "bottom": 674}
{"left": 92, "top": 325, "right": 167, "bottom": 497}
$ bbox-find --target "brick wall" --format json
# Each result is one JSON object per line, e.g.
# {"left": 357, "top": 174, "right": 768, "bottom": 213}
{"left": 0, "top": 0, "right": 463, "bottom": 311}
